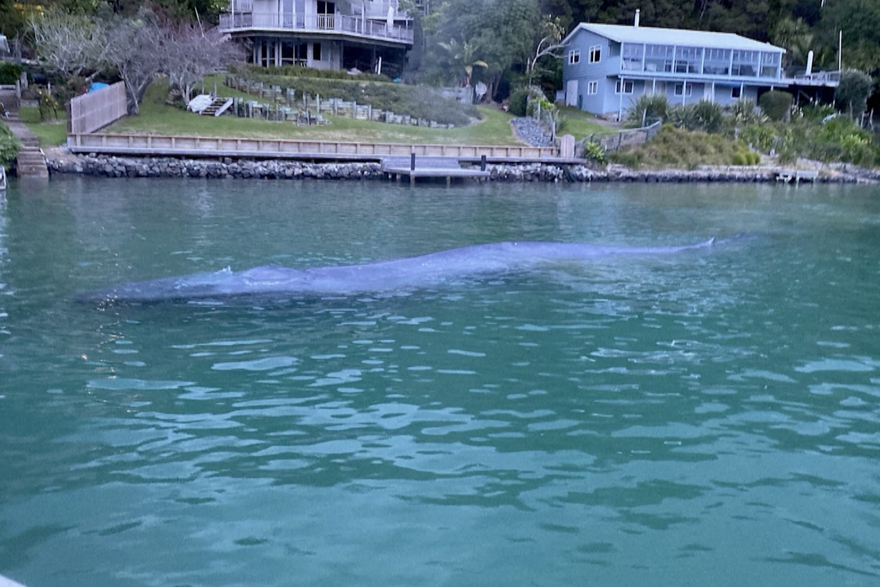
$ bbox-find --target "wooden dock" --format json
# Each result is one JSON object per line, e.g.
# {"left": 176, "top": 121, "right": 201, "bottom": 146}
{"left": 381, "top": 156, "right": 491, "bottom": 185}
{"left": 775, "top": 169, "right": 819, "bottom": 184}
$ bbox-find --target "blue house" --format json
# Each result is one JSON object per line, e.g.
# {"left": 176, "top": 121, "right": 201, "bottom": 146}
{"left": 561, "top": 21, "right": 787, "bottom": 120}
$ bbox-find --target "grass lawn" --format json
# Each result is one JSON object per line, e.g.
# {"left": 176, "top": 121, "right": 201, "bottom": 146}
{"left": 19, "top": 107, "right": 68, "bottom": 147}
{"left": 104, "top": 78, "right": 523, "bottom": 146}
{"left": 557, "top": 105, "right": 613, "bottom": 139}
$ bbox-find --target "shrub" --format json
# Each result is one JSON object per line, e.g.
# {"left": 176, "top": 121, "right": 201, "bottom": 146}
{"left": 0, "top": 121, "right": 22, "bottom": 170}
{"left": 692, "top": 99, "right": 724, "bottom": 133}
{"left": 666, "top": 104, "right": 697, "bottom": 130}
{"left": 835, "top": 69, "right": 873, "bottom": 117}
{"left": 0, "top": 63, "right": 22, "bottom": 85}
{"left": 626, "top": 94, "right": 668, "bottom": 127}
{"left": 727, "top": 98, "right": 765, "bottom": 125}
{"left": 508, "top": 87, "right": 529, "bottom": 117}
{"left": 758, "top": 90, "right": 793, "bottom": 121}
{"left": 583, "top": 141, "right": 606, "bottom": 164}
{"left": 229, "top": 71, "right": 480, "bottom": 126}
{"left": 613, "top": 124, "right": 742, "bottom": 169}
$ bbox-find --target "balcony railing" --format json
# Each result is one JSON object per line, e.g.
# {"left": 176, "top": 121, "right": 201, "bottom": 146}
{"left": 219, "top": 11, "right": 414, "bottom": 44}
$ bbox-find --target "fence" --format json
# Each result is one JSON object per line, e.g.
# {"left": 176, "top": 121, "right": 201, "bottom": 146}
{"left": 66, "top": 133, "right": 559, "bottom": 160}
{"left": 67, "top": 82, "right": 127, "bottom": 135}
{"left": 225, "top": 76, "right": 459, "bottom": 128}
{"left": 581, "top": 119, "right": 662, "bottom": 154}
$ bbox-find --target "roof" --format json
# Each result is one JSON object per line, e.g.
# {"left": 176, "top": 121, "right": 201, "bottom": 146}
{"left": 563, "top": 23, "right": 785, "bottom": 54}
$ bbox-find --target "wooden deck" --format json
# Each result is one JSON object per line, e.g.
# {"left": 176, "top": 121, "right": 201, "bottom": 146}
{"left": 381, "top": 156, "right": 490, "bottom": 185}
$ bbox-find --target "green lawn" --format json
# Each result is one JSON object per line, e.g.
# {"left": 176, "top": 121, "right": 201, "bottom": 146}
{"left": 104, "top": 78, "right": 523, "bottom": 146}
{"left": 19, "top": 106, "right": 68, "bottom": 147}
{"left": 557, "top": 105, "right": 611, "bottom": 139}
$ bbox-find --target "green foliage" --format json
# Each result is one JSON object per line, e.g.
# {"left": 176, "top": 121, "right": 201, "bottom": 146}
{"left": 0, "top": 63, "right": 22, "bottom": 85}
{"left": 731, "top": 148, "right": 760, "bottom": 166}
{"left": 692, "top": 99, "right": 724, "bottom": 133}
{"left": 758, "top": 91, "right": 793, "bottom": 122}
{"left": 0, "top": 120, "right": 22, "bottom": 170}
{"left": 38, "top": 91, "right": 59, "bottom": 122}
{"left": 508, "top": 87, "right": 529, "bottom": 117}
{"left": 739, "top": 115, "right": 880, "bottom": 167}
{"left": 726, "top": 98, "right": 766, "bottom": 126}
{"left": 234, "top": 63, "right": 388, "bottom": 83}
{"left": 583, "top": 141, "right": 606, "bottom": 164}
{"left": 611, "top": 124, "right": 743, "bottom": 170}
{"left": 666, "top": 104, "right": 697, "bottom": 131}
{"left": 230, "top": 71, "right": 480, "bottom": 126}
{"left": 834, "top": 70, "right": 873, "bottom": 116}
{"left": 626, "top": 94, "right": 667, "bottom": 127}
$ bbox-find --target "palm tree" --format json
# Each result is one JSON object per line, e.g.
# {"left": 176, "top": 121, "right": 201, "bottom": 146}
{"left": 438, "top": 38, "right": 488, "bottom": 87}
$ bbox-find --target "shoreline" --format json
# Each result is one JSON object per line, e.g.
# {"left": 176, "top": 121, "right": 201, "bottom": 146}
{"left": 42, "top": 149, "right": 880, "bottom": 184}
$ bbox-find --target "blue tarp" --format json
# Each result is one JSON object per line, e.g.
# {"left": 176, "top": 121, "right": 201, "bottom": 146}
{"left": 88, "top": 82, "right": 109, "bottom": 93}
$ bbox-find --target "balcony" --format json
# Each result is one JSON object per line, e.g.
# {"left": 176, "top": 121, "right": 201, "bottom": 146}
{"left": 219, "top": 11, "right": 414, "bottom": 45}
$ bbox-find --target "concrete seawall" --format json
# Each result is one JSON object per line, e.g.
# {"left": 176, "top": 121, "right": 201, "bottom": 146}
{"left": 44, "top": 151, "right": 878, "bottom": 184}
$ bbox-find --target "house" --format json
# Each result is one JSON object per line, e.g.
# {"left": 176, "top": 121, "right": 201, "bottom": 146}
{"left": 561, "top": 19, "right": 788, "bottom": 120}
{"left": 219, "top": 1, "right": 423, "bottom": 77}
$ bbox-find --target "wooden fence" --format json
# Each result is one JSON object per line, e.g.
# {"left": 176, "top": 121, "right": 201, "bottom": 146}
{"left": 66, "top": 133, "right": 561, "bottom": 161}
{"left": 67, "top": 82, "right": 127, "bottom": 134}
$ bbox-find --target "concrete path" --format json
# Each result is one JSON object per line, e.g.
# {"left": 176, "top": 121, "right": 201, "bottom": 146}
{"left": 2, "top": 105, "right": 50, "bottom": 179}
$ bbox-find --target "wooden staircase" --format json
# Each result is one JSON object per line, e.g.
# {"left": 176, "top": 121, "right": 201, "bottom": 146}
{"left": 4, "top": 111, "right": 49, "bottom": 179}
{"left": 200, "top": 97, "right": 233, "bottom": 117}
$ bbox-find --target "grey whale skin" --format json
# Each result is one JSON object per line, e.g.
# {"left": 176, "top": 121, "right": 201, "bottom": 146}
{"left": 82, "top": 239, "right": 717, "bottom": 303}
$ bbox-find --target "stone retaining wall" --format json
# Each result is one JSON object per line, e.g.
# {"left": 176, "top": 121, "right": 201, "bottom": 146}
{"left": 45, "top": 153, "right": 877, "bottom": 184}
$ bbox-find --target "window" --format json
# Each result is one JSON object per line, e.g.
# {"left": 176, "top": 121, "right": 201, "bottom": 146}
{"left": 587, "top": 80, "right": 598, "bottom": 95}
{"left": 674, "top": 83, "right": 693, "bottom": 97}
{"left": 731, "top": 86, "right": 742, "bottom": 99}
{"left": 615, "top": 80, "right": 634, "bottom": 94}
{"left": 568, "top": 50, "right": 580, "bottom": 65}
{"left": 589, "top": 45, "right": 601, "bottom": 63}
{"left": 313, "top": 42, "right": 322, "bottom": 61}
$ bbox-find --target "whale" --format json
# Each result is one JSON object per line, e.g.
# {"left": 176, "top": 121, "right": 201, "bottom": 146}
{"left": 79, "top": 238, "right": 718, "bottom": 303}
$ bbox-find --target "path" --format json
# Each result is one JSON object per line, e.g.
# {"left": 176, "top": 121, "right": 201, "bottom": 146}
{"left": 1, "top": 93, "right": 49, "bottom": 179}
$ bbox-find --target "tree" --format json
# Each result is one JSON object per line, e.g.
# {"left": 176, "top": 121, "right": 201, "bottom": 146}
{"left": 835, "top": 70, "right": 873, "bottom": 117}
{"left": 30, "top": 7, "right": 107, "bottom": 77}
{"left": 816, "top": 0, "right": 880, "bottom": 73}
{"left": 163, "top": 21, "right": 243, "bottom": 106}
{"left": 102, "top": 9, "right": 165, "bottom": 114}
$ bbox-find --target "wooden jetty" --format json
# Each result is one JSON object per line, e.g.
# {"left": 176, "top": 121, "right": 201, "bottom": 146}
{"left": 381, "top": 155, "right": 491, "bottom": 185}
{"left": 775, "top": 169, "right": 819, "bottom": 184}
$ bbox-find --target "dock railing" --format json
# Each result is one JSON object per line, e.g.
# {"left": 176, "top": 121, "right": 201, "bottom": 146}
{"left": 66, "top": 133, "right": 562, "bottom": 161}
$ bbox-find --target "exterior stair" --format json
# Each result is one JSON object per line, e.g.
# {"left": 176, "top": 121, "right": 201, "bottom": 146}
{"left": 200, "top": 96, "right": 233, "bottom": 117}
{"left": 3, "top": 111, "right": 50, "bottom": 179}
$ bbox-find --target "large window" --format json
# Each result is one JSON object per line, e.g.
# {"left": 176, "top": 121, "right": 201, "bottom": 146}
{"left": 615, "top": 80, "right": 634, "bottom": 95}
{"left": 587, "top": 80, "right": 598, "bottom": 95}
{"left": 703, "top": 48, "right": 731, "bottom": 75}
{"left": 589, "top": 45, "right": 602, "bottom": 63}
{"left": 644, "top": 44, "right": 673, "bottom": 73}
{"left": 674, "top": 83, "right": 693, "bottom": 97}
{"left": 760, "top": 52, "right": 780, "bottom": 78}
{"left": 622, "top": 43, "right": 644, "bottom": 71}
{"left": 568, "top": 49, "right": 580, "bottom": 65}
{"left": 732, "top": 50, "right": 758, "bottom": 77}
{"left": 674, "top": 46, "right": 701, "bottom": 74}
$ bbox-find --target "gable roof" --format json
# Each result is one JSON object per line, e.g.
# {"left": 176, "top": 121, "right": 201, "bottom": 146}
{"left": 563, "top": 23, "right": 785, "bottom": 54}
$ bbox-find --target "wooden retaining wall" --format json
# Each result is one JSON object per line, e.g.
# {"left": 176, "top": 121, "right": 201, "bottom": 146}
{"left": 66, "top": 133, "right": 562, "bottom": 161}
{"left": 67, "top": 82, "right": 127, "bottom": 134}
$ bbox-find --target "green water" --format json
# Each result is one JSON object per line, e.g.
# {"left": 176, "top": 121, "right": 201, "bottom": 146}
{"left": 1, "top": 177, "right": 879, "bottom": 586}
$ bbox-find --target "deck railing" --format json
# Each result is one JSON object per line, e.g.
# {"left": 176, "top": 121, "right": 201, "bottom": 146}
{"left": 67, "top": 133, "right": 560, "bottom": 161}
{"left": 219, "top": 11, "right": 414, "bottom": 43}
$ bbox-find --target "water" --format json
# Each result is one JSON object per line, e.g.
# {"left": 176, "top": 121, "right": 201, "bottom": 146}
{"left": 1, "top": 177, "right": 879, "bottom": 587}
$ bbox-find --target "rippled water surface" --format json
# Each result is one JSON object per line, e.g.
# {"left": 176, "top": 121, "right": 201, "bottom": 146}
{"left": 1, "top": 177, "right": 879, "bottom": 586}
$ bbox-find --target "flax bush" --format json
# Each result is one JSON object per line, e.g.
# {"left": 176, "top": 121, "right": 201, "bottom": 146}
{"left": 0, "top": 121, "right": 22, "bottom": 170}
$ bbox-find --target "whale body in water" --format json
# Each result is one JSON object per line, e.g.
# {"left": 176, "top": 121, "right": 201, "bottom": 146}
{"left": 80, "top": 239, "right": 718, "bottom": 303}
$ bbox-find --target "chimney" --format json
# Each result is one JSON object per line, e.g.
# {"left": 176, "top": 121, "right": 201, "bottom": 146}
{"left": 634, "top": 9, "right": 640, "bottom": 27}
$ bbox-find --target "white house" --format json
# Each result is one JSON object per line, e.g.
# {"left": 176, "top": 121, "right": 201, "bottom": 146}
{"left": 219, "top": 0, "right": 422, "bottom": 77}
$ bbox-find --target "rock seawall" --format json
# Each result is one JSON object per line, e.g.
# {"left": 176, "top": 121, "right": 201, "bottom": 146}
{"left": 46, "top": 152, "right": 876, "bottom": 184}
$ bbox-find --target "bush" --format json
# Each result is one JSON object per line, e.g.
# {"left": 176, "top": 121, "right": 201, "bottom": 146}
{"left": 693, "top": 99, "right": 724, "bottom": 133}
{"left": 0, "top": 63, "right": 22, "bottom": 85}
{"left": 508, "top": 87, "right": 529, "bottom": 117}
{"left": 612, "top": 124, "right": 743, "bottom": 169}
{"left": 758, "top": 90, "right": 793, "bottom": 122}
{"left": 835, "top": 69, "right": 873, "bottom": 117}
{"left": 626, "top": 94, "right": 668, "bottom": 127}
{"left": 583, "top": 141, "right": 606, "bottom": 164}
{"left": 0, "top": 121, "right": 22, "bottom": 170}
{"left": 666, "top": 104, "right": 697, "bottom": 130}
{"left": 726, "top": 98, "right": 765, "bottom": 125}
{"left": 229, "top": 71, "right": 480, "bottom": 126}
